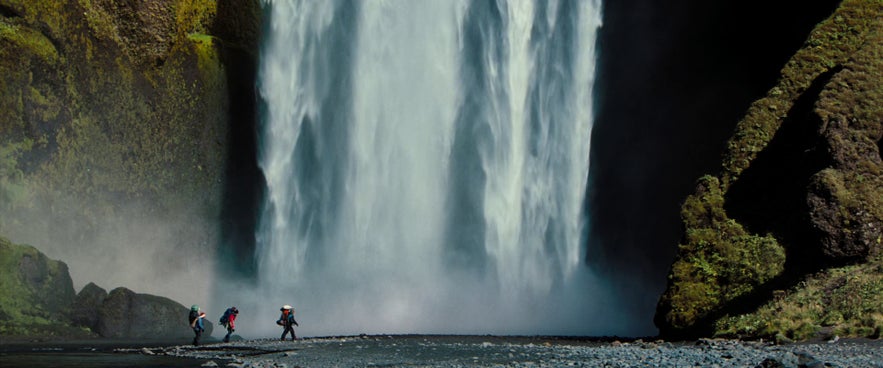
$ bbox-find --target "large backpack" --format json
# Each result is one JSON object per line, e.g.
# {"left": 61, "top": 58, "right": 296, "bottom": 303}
{"left": 189, "top": 309, "right": 199, "bottom": 325}
{"left": 219, "top": 309, "right": 231, "bottom": 326}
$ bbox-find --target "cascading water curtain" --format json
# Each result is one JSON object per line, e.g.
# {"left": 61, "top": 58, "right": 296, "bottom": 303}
{"left": 247, "top": 0, "right": 638, "bottom": 336}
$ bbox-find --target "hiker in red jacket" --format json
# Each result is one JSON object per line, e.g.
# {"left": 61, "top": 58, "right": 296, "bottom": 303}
{"left": 219, "top": 306, "right": 239, "bottom": 343}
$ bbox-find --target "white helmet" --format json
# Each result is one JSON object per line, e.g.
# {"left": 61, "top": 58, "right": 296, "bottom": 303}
{"left": 282, "top": 305, "right": 292, "bottom": 310}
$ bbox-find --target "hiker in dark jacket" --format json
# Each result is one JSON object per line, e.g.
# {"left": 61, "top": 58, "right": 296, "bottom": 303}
{"left": 219, "top": 306, "right": 239, "bottom": 343}
{"left": 277, "top": 305, "right": 299, "bottom": 341}
{"left": 188, "top": 305, "right": 207, "bottom": 346}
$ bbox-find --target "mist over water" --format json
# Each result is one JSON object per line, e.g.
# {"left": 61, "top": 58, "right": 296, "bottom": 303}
{"left": 230, "top": 0, "right": 645, "bottom": 337}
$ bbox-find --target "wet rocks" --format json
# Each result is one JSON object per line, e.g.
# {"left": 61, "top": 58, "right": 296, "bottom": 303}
{"left": 157, "top": 336, "right": 883, "bottom": 368}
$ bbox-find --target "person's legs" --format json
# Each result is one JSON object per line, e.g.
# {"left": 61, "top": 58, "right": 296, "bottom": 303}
{"left": 281, "top": 326, "right": 295, "bottom": 340}
{"left": 193, "top": 328, "right": 202, "bottom": 346}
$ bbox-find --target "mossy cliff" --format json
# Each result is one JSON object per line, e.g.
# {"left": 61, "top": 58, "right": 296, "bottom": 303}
{"left": 656, "top": 0, "right": 883, "bottom": 340}
{"left": 0, "top": 236, "right": 89, "bottom": 338}
{"left": 0, "top": 0, "right": 260, "bottom": 303}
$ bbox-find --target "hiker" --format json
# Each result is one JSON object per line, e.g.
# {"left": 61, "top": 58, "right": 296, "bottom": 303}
{"left": 276, "top": 305, "right": 299, "bottom": 341}
{"left": 219, "top": 306, "right": 239, "bottom": 343}
{"left": 188, "top": 305, "right": 207, "bottom": 346}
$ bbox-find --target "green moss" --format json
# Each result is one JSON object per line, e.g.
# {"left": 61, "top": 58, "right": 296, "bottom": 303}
{"left": 659, "top": 175, "right": 786, "bottom": 331}
{"left": 0, "top": 19, "right": 59, "bottom": 64}
{"left": 77, "top": 0, "right": 121, "bottom": 46}
{"left": 187, "top": 32, "right": 220, "bottom": 73}
{"left": 0, "top": 237, "right": 81, "bottom": 333}
{"left": 175, "top": 0, "right": 217, "bottom": 37}
{"left": 721, "top": 0, "right": 882, "bottom": 187}
{"left": 2, "top": 0, "right": 69, "bottom": 40}
{"left": 715, "top": 253, "right": 883, "bottom": 340}
{"left": 0, "top": 238, "right": 49, "bottom": 324}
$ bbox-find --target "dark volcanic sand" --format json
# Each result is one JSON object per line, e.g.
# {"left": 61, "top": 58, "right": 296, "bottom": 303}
{"left": 127, "top": 335, "right": 883, "bottom": 367}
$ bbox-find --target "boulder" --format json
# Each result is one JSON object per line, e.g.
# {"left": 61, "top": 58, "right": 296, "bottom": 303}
{"left": 70, "top": 282, "right": 108, "bottom": 331}
{"left": 96, "top": 287, "right": 212, "bottom": 338}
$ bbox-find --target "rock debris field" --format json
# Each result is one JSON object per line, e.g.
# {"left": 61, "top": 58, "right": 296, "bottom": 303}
{"left": 119, "top": 335, "right": 883, "bottom": 367}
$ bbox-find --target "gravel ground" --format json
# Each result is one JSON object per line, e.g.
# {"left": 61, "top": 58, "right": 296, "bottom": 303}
{"left": 126, "top": 335, "right": 883, "bottom": 368}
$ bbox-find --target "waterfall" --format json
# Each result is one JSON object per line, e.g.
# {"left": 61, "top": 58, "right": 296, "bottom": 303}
{"left": 247, "top": 0, "right": 630, "bottom": 336}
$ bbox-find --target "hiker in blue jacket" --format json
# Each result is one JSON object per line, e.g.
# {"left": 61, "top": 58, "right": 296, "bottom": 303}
{"left": 188, "top": 305, "right": 207, "bottom": 346}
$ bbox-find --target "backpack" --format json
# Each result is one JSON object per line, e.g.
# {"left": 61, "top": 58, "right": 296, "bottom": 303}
{"left": 189, "top": 310, "right": 199, "bottom": 325}
{"left": 220, "top": 309, "right": 231, "bottom": 326}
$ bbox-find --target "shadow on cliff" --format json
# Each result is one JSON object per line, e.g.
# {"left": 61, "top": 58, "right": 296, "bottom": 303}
{"left": 214, "top": 0, "right": 266, "bottom": 281}
{"left": 726, "top": 66, "right": 842, "bottom": 273}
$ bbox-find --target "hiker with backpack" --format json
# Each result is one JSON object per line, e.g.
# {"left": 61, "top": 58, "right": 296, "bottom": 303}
{"left": 276, "top": 305, "right": 299, "bottom": 341}
{"left": 188, "top": 305, "right": 207, "bottom": 346}
{"left": 219, "top": 306, "right": 239, "bottom": 343}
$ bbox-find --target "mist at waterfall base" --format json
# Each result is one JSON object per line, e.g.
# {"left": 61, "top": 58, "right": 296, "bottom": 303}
{"left": 211, "top": 0, "right": 651, "bottom": 338}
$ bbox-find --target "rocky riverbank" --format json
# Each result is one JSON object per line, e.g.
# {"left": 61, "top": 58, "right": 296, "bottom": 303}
{"left": 126, "top": 335, "right": 883, "bottom": 367}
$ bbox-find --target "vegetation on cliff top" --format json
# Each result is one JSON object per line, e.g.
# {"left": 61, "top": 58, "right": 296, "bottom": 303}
{"left": 657, "top": 0, "right": 883, "bottom": 340}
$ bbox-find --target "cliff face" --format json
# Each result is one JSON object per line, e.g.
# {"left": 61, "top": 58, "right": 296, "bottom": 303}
{"left": 656, "top": 0, "right": 883, "bottom": 340}
{"left": 0, "top": 0, "right": 260, "bottom": 303}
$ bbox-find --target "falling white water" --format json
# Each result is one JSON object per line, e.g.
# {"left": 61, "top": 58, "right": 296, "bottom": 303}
{"left": 238, "top": 0, "right": 637, "bottom": 337}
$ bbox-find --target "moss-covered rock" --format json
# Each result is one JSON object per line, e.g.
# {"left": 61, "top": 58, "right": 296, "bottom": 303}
{"left": 656, "top": 0, "right": 883, "bottom": 340}
{"left": 0, "top": 236, "right": 92, "bottom": 339}
{"left": 655, "top": 176, "right": 786, "bottom": 335}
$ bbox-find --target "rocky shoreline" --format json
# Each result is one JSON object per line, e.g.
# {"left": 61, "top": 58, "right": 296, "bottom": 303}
{"left": 121, "top": 335, "right": 883, "bottom": 367}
